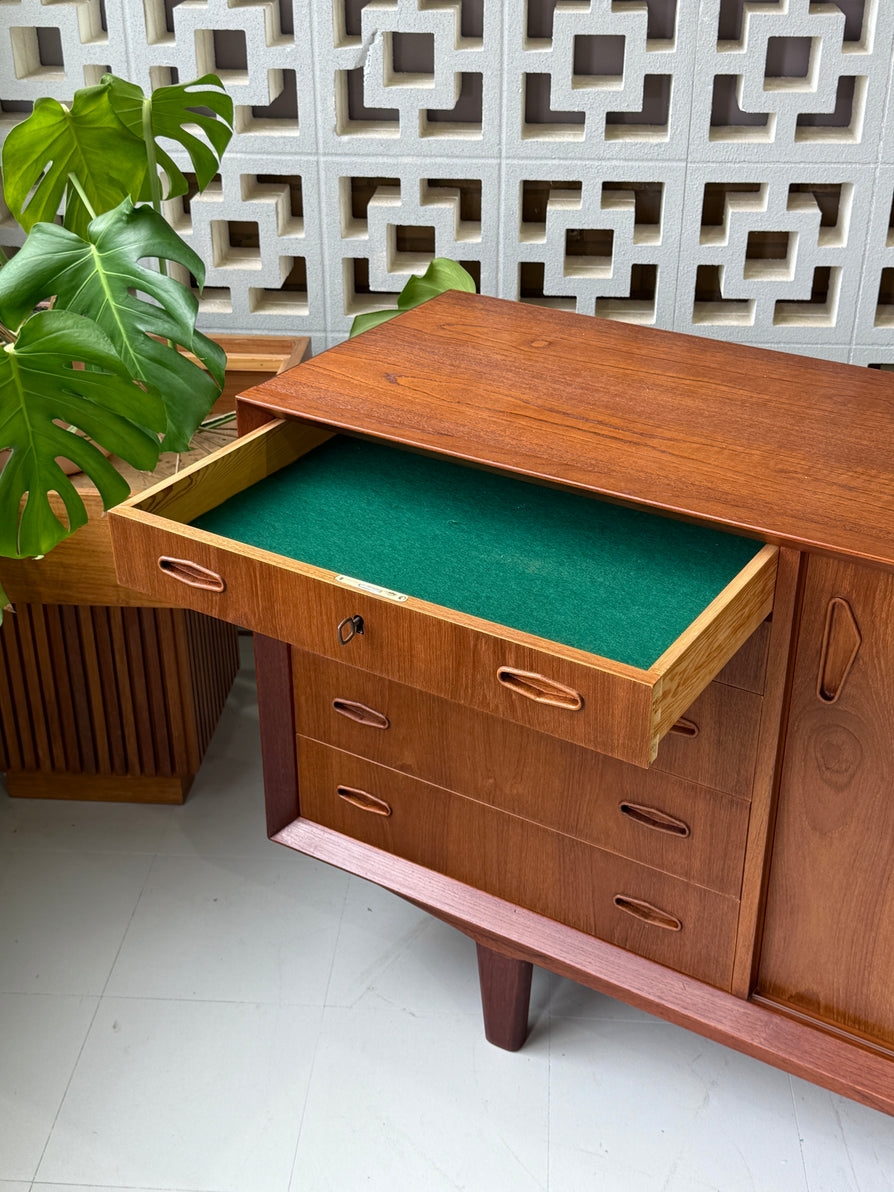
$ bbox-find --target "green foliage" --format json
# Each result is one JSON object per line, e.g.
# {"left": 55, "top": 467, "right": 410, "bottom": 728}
{"left": 0, "top": 72, "right": 234, "bottom": 596}
{"left": 349, "top": 258, "right": 476, "bottom": 338}
{"left": 0, "top": 309, "right": 166, "bottom": 558}
{"left": 103, "top": 73, "right": 234, "bottom": 199}
{"left": 2, "top": 74, "right": 232, "bottom": 238}
{"left": 0, "top": 201, "right": 225, "bottom": 452}
{"left": 2, "top": 85, "right": 148, "bottom": 238}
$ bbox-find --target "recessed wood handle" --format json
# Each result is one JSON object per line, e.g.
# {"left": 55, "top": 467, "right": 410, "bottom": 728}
{"left": 158, "top": 556, "right": 225, "bottom": 592}
{"left": 496, "top": 666, "right": 583, "bottom": 711}
{"left": 332, "top": 699, "right": 390, "bottom": 730}
{"left": 336, "top": 785, "right": 392, "bottom": 816}
{"left": 817, "top": 597, "right": 861, "bottom": 704}
{"left": 669, "top": 717, "right": 699, "bottom": 738}
{"left": 619, "top": 802, "right": 691, "bottom": 838}
{"left": 613, "top": 895, "right": 682, "bottom": 932}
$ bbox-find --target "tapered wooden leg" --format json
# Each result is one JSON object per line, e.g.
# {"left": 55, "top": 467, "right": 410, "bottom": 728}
{"left": 476, "top": 942, "right": 533, "bottom": 1051}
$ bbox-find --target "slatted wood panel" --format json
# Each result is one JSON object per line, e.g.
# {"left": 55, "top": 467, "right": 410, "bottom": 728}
{"left": 0, "top": 605, "right": 239, "bottom": 803}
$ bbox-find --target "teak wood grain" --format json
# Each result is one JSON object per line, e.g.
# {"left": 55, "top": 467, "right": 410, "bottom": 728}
{"left": 295, "top": 737, "right": 740, "bottom": 989}
{"left": 273, "top": 817, "right": 894, "bottom": 1118}
{"left": 758, "top": 555, "right": 894, "bottom": 1048}
{"left": 109, "top": 298, "right": 894, "bottom": 1111}
{"left": 109, "top": 419, "right": 776, "bottom": 766}
{"left": 293, "top": 650, "right": 755, "bottom": 893}
{"left": 0, "top": 605, "right": 238, "bottom": 801}
{"left": 236, "top": 292, "right": 894, "bottom": 570}
{"left": 295, "top": 644, "right": 764, "bottom": 801}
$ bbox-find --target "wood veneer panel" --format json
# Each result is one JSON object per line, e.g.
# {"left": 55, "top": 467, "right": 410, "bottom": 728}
{"left": 296, "top": 739, "right": 740, "bottom": 989}
{"left": 296, "top": 648, "right": 762, "bottom": 801}
{"left": 731, "top": 548, "right": 803, "bottom": 996}
{"left": 294, "top": 653, "right": 754, "bottom": 893}
{"left": 254, "top": 632, "right": 299, "bottom": 837}
{"left": 758, "top": 555, "right": 894, "bottom": 1047}
{"left": 0, "top": 604, "right": 238, "bottom": 799}
{"left": 273, "top": 819, "right": 894, "bottom": 1117}
{"left": 713, "top": 619, "right": 770, "bottom": 694}
{"left": 237, "top": 291, "right": 894, "bottom": 569}
{"left": 6, "top": 771, "right": 190, "bottom": 803}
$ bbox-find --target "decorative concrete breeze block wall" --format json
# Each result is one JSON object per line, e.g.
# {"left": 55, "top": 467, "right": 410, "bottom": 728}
{"left": 1, "top": 0, "right": 893, "bottom": 369}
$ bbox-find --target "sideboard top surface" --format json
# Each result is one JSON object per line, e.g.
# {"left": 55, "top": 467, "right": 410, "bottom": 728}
{"left": 237, "top": 292, "right": 894, "bottom": 569}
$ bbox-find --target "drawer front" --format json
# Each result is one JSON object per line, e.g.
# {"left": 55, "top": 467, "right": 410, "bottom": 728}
{"left": 297, "top": 738, "right": 739, "bottom": 989}
{"left": 110, "top": 419, "right": 777, "bottom": 767}
{"left": 295, "top": 650, "right": 761, "bottom": 807}
{"left": 294, "top": 656, "right": 752, "bottom": 894}
{"left": 112, "top": 510, "right": 659, "bottom": 765}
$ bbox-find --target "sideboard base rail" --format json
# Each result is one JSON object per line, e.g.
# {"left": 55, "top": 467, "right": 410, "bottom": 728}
{"left": 272, "top": 816, "right": 894, "bottom": 1119}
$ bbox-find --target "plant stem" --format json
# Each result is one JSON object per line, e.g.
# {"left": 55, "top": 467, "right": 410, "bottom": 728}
{"left": 141, "top": 95, "right": 170, "bottom": 282}
{"left": 67, "top": 173, "right": 97, "bottom": 222}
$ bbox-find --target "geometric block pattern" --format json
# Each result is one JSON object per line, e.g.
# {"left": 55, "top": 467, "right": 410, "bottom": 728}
{"left": 689, "top": 0, "right": 894, "bottom": 163}
{"left": 503, "top": 0, "right": 698, "bottom": 160}
{"left": 1, "top": 0, "right": 893, "bottom": 368}
{"left": 676, "top": 163, "right": 874, "bottom": 345}
{"left": 502, "top": 161, "right": 686, "bottom": 325}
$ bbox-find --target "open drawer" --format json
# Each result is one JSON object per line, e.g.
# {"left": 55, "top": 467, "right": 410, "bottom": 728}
{"left": 108, "top": 417, "right": 778, "bottom": 767}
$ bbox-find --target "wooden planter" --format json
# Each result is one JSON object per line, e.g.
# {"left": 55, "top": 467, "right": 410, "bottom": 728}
{"left": 0, "top": 335, "right": 311, "bottom": 803}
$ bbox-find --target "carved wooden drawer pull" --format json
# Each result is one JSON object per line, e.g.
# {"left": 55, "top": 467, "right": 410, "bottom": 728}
{"left": 613, "top": 894, "right": 682, "bottom": 932}
{"left": 619, "top": 802, "right": 691, "bottom": 838}
{"left": 332, "top": 698, "right": 390, "bottom": 730}
{"left": 496, "top": 666, "right": 583, "bottom": 710}
{"left": 669, "top": 717, "right": 699, "bottom": 738}
{"left": 336, "top": 785, "right": 392, "bottom": 817}
{"left": 158, "top": 556, "right": 225, "bottom": 592}
{"left": 817, "top": 597, "right": 861, "bottom": 704}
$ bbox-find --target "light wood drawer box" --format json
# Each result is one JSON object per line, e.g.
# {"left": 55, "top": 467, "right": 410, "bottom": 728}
{"left": 109, "top": 418, "right": 778, "bottom": 768}
{"left": 296, "top": 738, "right": 740, "bottom": 989}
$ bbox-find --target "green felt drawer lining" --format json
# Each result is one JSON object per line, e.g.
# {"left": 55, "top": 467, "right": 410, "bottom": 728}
{"left": 191, "top": 436, "right": 762, "bottom": 669}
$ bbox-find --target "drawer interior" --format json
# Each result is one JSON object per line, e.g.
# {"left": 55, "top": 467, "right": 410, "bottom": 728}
{"left": 192, "top": 434, "right": 764, "bottom": 670}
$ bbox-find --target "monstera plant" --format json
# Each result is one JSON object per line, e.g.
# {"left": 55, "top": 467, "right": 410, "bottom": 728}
{"left": 0, "top": 72, "right": 234, "bottom": 609}
{"left": 349, "top": 257, "right": 476, "bottom": 337}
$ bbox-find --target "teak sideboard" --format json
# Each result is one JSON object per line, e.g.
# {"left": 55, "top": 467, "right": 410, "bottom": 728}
{"left": 108, "top": 293, "right": 894, "bottom": 1115}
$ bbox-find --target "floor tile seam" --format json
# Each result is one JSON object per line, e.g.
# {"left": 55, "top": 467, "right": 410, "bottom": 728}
{"left": 28, "top": 995, "right": 104, "bottom": 1189}
{"left": 28, "top": 1184, "right": 231, "bottom": 1192}
{"left": 151, "top": 847, "right": 281, "bottom": 861}
{"left": 788, "top": 1075, "right": 813, "bottom": 1191}
{"left": 284, "top": 1005, "right": 329, "bottom": 1192}
{"left": 29, "top": 851, "right": 164, "bottom": 1184}
{"left": 97, "top": 851, "right": 164, "bottom": 1003}
{"left": 288, "top": 877, "right": 371, "bottom": 1192}
{"left": 94, "top": 992, "right": 333, "bottom": 1008}
{"left": 318, "top": 1000, "right": 496, "bottom": 1021}
{"left": 3, "top": 847, "right": 166, "bottom": 857}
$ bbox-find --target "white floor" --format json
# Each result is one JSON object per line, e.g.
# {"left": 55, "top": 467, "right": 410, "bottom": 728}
{"left": 2, "top": 640, "right": 894, "bottom": 1192}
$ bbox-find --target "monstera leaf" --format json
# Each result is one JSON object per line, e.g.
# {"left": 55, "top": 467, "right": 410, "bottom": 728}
{"left": 1, "top": 73, "right": 232, "bottom": 239}
{"left": 103, "top": 73, "right": 233, "bottom": 199}
{"left": 1, "top": 85, "right": 147, "bottom": 238}
{"left": 0, "top": 309, "right": 165, "bottom": 558}
{"left": 0, "top": 199, "right": 225, "bottom": 452}
{"left": 350, "top": 258, "right": 477, "bottom": 337}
